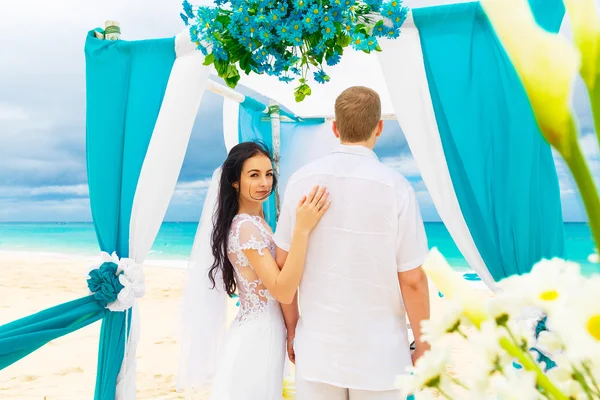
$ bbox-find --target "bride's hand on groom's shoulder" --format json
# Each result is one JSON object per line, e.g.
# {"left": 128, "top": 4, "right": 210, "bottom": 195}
{"left": 294, "top": 185, "right": 331, "bottom": 234}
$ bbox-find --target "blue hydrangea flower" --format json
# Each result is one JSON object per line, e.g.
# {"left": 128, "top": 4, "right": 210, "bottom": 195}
{"left": 308, "top": 4, "right": 323, "bottom": 20}
{"left": 321, "top": 20, "right": 336, "bottom": 40}
{"left": 373, "top": 21, "right": 386, "bottom": 37}
{"left": 87, "top": 262, "right": 124, "bottom": 308}
{"left": 365, "top": 0, "right": 383, "bottom": 11}
{"left": 277, "top": 24, "right": 294, "bottom": 42}
{"left": 385, "top": 27, "right": 400, "bottom": 39}
{"left": 214, "top": 45, "right": 229, "bottom": 61}
{"left": 196, "top": 43, "right": 209, "bottom": 56}
{"left": 314, "top": 69, "right": 330, "bottom": 84}
{"left": 274, "top": 2, "right": 288, "bottom": 17}
{"left": 180, "top": 13, "right": 190, "bottom": 26}
{"left": 326, "top": 51, "right": 341, "bottom": 66}
{"left": 279, "top": 75, "right": 295, "bottom": 83}
{"left": 294, "top": 0, "right": 309, "bottom": 10}
{"left": 302, "top": 13, "right": 319, "bottom": 33}
{"left": 189, "top": 26, "right": 199, "bottom": 42}
{"left": 258, "top": 28, "right": 275, "bottom": 45}
{"left": 351, "top": 32, "right": 368, "bottom": 51}
{"left": 182, "top": 0, "right": 194, "bottom": 19}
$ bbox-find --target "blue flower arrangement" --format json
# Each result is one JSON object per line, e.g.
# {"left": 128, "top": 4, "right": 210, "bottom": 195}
{"left": 181, "top": 0, "right": 408, "bottom": 101}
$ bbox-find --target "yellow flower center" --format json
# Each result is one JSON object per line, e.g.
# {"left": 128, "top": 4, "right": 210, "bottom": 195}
{"left": 294, "top": 24, "right": 300, "bottom": 30}
{"left": 355, "top": 38, "right": 361, "bottom": 44}
{"left": 306, "top": 17, "right": 311, "bottom": 23}
{"left": 264, "top": 32, "right": 269, "bottom": 37}
{"left": 273, "top": 15, "right": 278, "bottom": 20}
{"left": 392, "top": 1, "right": 398, "bottom": 6}
{"left": 539, "top": 290, "right": 559, "bottom": 301}
{"left": 345, "top": 25, "right": 351, "bottom": 31}
{"left": 368, "top": 40, "right": 373, "bottom": 45}
{"left": 205, "top": 23, "right": 210, "bottom": 29}
{"left": 313, "top": 8, "right": 319, "bottom": 14}
{"left": 326, "top": 27, "right": 331, "bottom": 33}
{"left": 587, "top": 315, "right": 600, "bottom": 341}
{"left": 396, "top": 17, "right": 401, "bottom": 22}
{"left": 387, "top": 10, "right": 393, "bottom": 15}
{"left": 324, "top": 16, "right": 329, "bottom": 22}
{"left": 282, "top": 28, "right": 287, "bottom": 32}
{"left": 250, "top": 27, "right": 255, "bottom": 33}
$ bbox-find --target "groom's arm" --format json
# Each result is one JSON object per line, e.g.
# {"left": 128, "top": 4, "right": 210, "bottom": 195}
{"left": 396, "top": 186, "right": 431, "bottom": 363}
{"left": 398, "top": 267, "right": 430, "bottom": 362}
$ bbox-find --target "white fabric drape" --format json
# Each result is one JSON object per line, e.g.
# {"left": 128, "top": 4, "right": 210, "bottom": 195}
{"left": 115, "top": 31, "right": 211, "bottom": 399}
{"left": 222, "top": 98, "right": 240, "bottom": 153}
{"left": 177, "top": 167, "right": 229, "bottom": 394}
{"left": 377, "top": 17, "right": 498, "bottom": 291}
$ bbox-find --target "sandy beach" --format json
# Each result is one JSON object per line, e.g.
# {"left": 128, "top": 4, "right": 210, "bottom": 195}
{"left": 0, "top": 250, "right": 477, "bottom": 399}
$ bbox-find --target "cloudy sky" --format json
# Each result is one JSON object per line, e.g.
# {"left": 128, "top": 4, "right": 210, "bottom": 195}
{"left": 0, "top": 0, "right": 598, "bottom": 222}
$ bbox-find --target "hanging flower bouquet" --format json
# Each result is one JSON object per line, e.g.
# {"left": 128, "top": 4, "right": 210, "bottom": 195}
{"left": 180, "top": 0, "right": 408, "bottom": 102}
{"left": 402, "top": 0, "right": 600, "bottom": 398}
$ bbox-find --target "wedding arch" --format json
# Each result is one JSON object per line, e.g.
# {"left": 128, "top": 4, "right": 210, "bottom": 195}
{"left": 0, "top": 0, "right": 568, "bottom": 398}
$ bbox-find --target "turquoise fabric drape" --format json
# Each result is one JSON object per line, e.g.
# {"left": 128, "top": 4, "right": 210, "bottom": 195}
{"left": 0, "top": 296, "right": 104, "bottom": 370}
{"left": 238, "top": 97, "right": 325, "bottom": 230}
{"left": 238, "top": 97, "right": 278, "bottom": 229}
{"left": 85, "top": 30, "right": 175, "bottom": 399}
{"left": 413, "top": 1, "right": 565, "bottom": 281}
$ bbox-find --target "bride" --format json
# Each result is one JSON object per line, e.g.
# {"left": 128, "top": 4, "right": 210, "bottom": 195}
{"left": 207, "top": 141, "right": 330, "bottom": 399}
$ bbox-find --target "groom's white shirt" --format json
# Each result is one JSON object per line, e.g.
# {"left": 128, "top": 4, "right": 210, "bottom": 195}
{"left": 274, "top": 144, "right": 429, "bottom": 391}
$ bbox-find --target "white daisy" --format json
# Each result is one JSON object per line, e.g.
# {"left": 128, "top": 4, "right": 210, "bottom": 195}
{"left": 552, "top": 277, "right": 600, "bottom": 363}
{"left": 490, "top": 368, "right": 544, "bottom": 399}
{"left": 420, "top": 300, "right": 463, "bottom": 344}
{"left": 397, "top": 345, "right": 451, "bottom": 394}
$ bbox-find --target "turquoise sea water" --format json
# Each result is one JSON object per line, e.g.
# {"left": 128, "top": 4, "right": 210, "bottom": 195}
{"left": 0, "top": 222, "right": 598, "bottom": 275}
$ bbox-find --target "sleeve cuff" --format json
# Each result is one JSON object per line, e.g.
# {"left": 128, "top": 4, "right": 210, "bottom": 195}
{"left": 273, "top": 235, "right": 291, "bottom": 252}
{"left": 397, "top": 255, "right": 428, "bottom": 273}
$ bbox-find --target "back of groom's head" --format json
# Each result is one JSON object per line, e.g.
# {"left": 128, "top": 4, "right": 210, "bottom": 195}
{"left": 334, "top": 86, "right": 382, "bottom": 143}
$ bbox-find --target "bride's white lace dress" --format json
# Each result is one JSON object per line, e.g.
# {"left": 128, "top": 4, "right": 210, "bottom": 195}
{"left": 209, "top": 214, "right": 286, "bottom": 400}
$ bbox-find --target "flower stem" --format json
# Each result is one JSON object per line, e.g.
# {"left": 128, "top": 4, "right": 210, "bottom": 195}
{"left": 587, "top": 83, "right": 600, "bottom": 158}
{"left": 563, "top": 132, "right": 600, "bottom": 249}
{"left": 498, "top": 337, "right": 568, "bottom": 400}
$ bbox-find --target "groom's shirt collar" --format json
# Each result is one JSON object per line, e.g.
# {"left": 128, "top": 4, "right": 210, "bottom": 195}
{"left": 332, "top": 144, "right": 379, "bottom": 160}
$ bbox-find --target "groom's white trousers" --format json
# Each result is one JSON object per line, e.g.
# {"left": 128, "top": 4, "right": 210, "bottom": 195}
{"left": 296, "top": 377, "right": 404, "bottom": 400}
{"left": 295, "top": 360, "right": 405, "bottom": 400}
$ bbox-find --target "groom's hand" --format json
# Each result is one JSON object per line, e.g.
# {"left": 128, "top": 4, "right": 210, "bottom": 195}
{"left": 286, "top": 331, "right": 296, "bottom": 364}
{"left": 411, "top": 343, "right": 430, "bottom": 365}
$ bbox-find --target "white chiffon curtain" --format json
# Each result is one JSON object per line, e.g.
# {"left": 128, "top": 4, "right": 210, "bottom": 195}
{"left": 376, "top": 16, "right": 497, "bottom": 291}
{"left": 115, "top": 31, "right": 211, "bottom": 399}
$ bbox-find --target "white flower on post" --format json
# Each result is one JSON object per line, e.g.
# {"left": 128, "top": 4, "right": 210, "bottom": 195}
{"left": 86, "top": 251, "right": 145, "bottom": 312}
{"left": 109, "top": 256, "right": 146, "bottom": 312}
{"left": 480, "top": 0, "right": 581, "bottom": 157}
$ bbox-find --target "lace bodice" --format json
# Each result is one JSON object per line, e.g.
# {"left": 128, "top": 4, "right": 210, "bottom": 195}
{"left": 228, "top": 214, "right": 277, "bottom": 324}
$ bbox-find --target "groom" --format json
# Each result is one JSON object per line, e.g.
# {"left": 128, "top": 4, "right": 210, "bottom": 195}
{"left": 274, "top": 86, "right": 431, "bottom": 399}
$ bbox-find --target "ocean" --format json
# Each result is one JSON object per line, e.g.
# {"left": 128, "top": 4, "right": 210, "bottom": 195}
{"left": 0, "top": 222, "right": 598, "bottom": 276}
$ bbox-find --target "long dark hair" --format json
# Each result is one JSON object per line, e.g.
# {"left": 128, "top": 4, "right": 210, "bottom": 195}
{"left": 209, "top": 141, "right": 277, "bottom": 297}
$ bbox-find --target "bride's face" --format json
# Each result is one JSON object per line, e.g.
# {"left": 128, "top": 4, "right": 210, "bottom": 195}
{"left": 235, "top": 154, "right": 274, "bottom": 204}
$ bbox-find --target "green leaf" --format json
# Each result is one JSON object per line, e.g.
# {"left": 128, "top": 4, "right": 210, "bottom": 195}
{"left": 295, "top": 92, "right": 306, "bottom": 102}
{"left": 225, "top": 73, "right": 241, "bottom": 88}
{"left": 375, "top": 44, "right": 382, "bottom": 52}
{"left": 202, "top": 53, "right": 216, "bottom": 66}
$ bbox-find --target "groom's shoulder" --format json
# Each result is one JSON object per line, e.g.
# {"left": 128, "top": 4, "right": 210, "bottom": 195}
{"left": 371, "top": 159, "right": 413, "bottom": 190}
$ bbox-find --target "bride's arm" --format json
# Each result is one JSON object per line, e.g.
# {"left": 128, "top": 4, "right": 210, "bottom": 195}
{"left": 277, "top": 247, "right": 299, "bottom": 364}
{"left": 242, "top": 186, "right": 329, "bottom": 304}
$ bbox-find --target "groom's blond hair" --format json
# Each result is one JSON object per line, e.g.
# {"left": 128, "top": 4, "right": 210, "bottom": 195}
{"left": 334, "top": 86, "right": 381, "bottom": 143}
